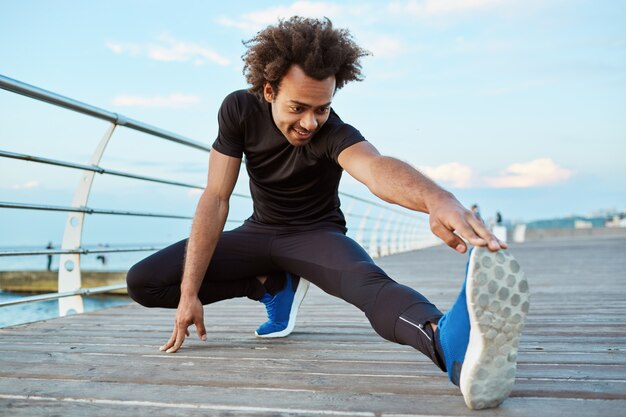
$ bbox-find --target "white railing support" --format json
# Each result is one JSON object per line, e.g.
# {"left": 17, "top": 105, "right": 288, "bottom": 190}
{"left": 58, "top": 123, "right": 117, "bottom": 316}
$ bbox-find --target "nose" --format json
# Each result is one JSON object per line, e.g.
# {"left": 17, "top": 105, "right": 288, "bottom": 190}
{"left": 300, "top": 113, "right": 318, "bottom": 132}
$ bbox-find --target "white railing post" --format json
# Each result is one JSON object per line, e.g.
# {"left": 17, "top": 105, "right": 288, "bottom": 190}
{"left": 58, "top": 123, "right": 117, "bottom": 316}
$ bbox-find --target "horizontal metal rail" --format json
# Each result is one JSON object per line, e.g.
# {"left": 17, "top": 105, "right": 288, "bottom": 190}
{"left": 0, "top": 284, "right": 127, "bottom": 307}
{"left": 0, "top": 75, "right": 210, "bottom": 152}
{"left": 0, "top": 75, "right": 423, "bottom": 219}
{"left": 0, "top": 201, "right": 193, "bottom": 219}
{"left": 0, "top": 150, "right": 252, "bottom": 200}
{"left": 0, "top": 73, "right": 436, "bottom": 323}
{"left": 0, "top": 246, "right": 161, "bottom": 257}
{"left": 338, "top": 191, "right": 421, "bottom": 219}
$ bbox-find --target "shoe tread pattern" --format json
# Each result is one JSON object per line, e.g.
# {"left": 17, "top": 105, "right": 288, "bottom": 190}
{"left": 460, "top": 247, "right": 530, "bottom": 410}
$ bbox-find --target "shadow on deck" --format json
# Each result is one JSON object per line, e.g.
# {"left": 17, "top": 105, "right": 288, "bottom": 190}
{"left": 1, "top": 236, "right": 625, "bottom": 416}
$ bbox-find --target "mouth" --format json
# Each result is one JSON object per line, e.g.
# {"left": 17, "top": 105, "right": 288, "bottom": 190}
{"left": 292, "top": 126, "right": 313, "bottom": 141}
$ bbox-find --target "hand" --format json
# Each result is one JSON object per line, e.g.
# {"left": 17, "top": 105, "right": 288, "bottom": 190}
{"left": 428, "top": 195, "right": 507, "bottom": 253}
{"left": 160, "top": 294, "right": 207, "bottom": 353}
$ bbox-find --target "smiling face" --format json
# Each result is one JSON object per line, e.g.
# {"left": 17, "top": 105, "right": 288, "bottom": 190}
{"left": 263, "top": 65, "right": 336, "bottom": 147}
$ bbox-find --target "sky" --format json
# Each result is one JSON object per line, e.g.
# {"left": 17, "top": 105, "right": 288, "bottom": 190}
{"left": 1, "top": 0, "right": 625, "bottom": 249}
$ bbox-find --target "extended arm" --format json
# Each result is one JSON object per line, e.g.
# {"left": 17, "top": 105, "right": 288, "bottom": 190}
{"left": 338, "top": 141, "right": 505, "bottom": 253}
{"left": 161, "top": 148, "right": 241, "bottom": 353}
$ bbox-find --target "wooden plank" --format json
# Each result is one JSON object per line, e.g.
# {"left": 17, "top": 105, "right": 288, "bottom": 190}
{"left": 1, "top": 236, "right": 625, "bottom": 416}
{"left": 1, "top": 379, "right": 626, "bottom": 417}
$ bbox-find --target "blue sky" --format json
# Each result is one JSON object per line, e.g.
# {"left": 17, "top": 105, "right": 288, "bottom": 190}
{"left": 1, "top": 0, "right": 625, "bottom": 248}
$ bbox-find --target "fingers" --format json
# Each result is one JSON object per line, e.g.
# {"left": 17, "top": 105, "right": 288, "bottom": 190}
{"left": 160, "top": 326, "right": 177, "bottom": 352}
{"left": 464, "top": 216, "right": 507, "bottom": 251}
{"left": 166, "top": 326, "right": 188, "bottom": 353}
{"left": 430, "top": 220, "right": 467, "bottom": 253}
{"left": 196, "top": 318, "right": 207, "bottom": 342}
{"left": 431, "top": 209, "right": 508, "bottom": 253}
{"left": 455, "top": 215, "right": 490, "bottom": 249}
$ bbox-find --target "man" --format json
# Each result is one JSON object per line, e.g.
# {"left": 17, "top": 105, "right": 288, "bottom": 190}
{"left": 126, "top": 17, "right": 529, "bottom": 410}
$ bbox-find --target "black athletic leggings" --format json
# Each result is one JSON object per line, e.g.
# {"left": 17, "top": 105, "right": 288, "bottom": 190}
{"left": 126, "top": 220, "right": 444, "bottom": 365}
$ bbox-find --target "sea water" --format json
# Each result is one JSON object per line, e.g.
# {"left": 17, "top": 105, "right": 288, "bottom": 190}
{"left": 0, "top": 291, "right": 131, "bottom": 328}
{"left": 0, "top": 245, "right": 143, "bottom": 328}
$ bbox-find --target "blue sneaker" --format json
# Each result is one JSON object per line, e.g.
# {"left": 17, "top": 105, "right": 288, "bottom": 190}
{"left": 255, "top": 273, "right": 309, "bottom": 338}
{"left": 437, "top": 247, "right": 529, "bottom": 410}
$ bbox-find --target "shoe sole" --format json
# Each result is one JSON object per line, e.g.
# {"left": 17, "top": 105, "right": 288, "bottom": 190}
{"left": 255, "top": 278, "right": 310, "bottom": 338}
{"left": 460, "top": 247, "right": 529, "bottom": 410}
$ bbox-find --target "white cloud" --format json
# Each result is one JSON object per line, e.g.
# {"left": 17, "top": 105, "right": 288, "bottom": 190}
{"left": 419, "top": 162, "right": 476, "bottom": 188}
{"left": 106, "top": 34, "right": 230, "bottom": 66}
{"left": 416, "top": 158, "right": 574, "bottom": 189}
{"left": 388, "top": 0, "right": 507, "bottom": 18}
{"left": 105, "top": 42, "right": 142, "bottom": 56}
{"left": 112, "top": 94, "right": 201, "bottom": 109}
{"left": 484, "top": 158, "right": 574, "bottom": 188}
{"left": 12, "top": 180, "right": 40, "bottom": 190}
{"left": 217, "top": 1, "right": 344, "bottom": 32}
{"left": 387, "top": 0, "right": 547, "bottom": 22}
{"left": 363, "top": 35, "right": 404, "bottom": 59}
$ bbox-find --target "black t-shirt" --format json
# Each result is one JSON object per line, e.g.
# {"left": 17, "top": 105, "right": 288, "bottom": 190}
{"left": 212, "top": 90, "right": 366, "bottom": 227}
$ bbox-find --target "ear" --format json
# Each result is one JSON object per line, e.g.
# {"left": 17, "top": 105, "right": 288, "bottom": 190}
{"left": 263, "top": 82, "right": 274, "bottom": 103}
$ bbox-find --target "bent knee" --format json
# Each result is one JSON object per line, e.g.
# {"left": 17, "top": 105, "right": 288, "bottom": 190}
{"left": 125, "top": 262, "right": 150, "bottom": 306}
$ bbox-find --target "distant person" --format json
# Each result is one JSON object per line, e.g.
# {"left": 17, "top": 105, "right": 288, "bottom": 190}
{"left": 96, "top": 255, "right": 107, "bottom": 267}
{"left": 126, "top": 17, "right": 529, "bottom": 410}
{"left": 46, "top": 241, "right": 53, "bottom": 271}
{"left": 496, "top": 211, "right": 503, "bottom": 225}
{"left": 470, "top": 204, "right": 483, "bottom": 223}
{"left": 96, "top": 244, "right": 109, "bottom": 267}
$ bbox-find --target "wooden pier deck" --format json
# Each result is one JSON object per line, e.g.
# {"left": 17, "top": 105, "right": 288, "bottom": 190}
{"left": 1, "top": 236, "right": 625, "bottom": 416}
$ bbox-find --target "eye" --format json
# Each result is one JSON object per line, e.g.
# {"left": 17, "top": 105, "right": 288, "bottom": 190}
{"left": 289, "top": 106, "right": 303, "bottom": 113}
{"left": 317, "top": 107, "right": 330, "bottom": 114}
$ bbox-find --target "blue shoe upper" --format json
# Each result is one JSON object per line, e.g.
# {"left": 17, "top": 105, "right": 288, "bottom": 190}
{"left": 436, "top": 250, "right": 472, "bottom": 386}
{"left": 256, "top": 273, "right": 297, "bottom": 336}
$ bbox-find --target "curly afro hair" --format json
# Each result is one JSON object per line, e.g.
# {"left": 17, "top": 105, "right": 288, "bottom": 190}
{"left": 242, "top": 16, "right": 370, "bottom": 101}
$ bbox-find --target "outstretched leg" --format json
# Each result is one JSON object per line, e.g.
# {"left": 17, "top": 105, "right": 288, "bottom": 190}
{"left": 270, "top": 225, "right": 445, "bottom": 366}
{"left": 270, "top": 225, "right": 528, "bottom": 409}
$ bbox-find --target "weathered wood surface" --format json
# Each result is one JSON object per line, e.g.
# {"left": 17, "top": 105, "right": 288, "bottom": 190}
{"left": 1, "top": 235, "right": 625, "bottom": 416}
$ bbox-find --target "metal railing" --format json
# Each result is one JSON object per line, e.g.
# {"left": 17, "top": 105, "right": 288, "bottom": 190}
{"left": 0, "top": 74, "right": 437, "bottom": 314}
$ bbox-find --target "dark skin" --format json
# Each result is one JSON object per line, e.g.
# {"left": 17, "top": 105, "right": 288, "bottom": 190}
{"left": 160, "top": 64, "right": 505, "bottom": 353}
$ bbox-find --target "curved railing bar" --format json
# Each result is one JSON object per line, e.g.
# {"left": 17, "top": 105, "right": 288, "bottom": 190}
{"left": 0, "top": 150, "right": 251, "bottom": 200}
{"left": 0, "top": 75, "right": 210, "bottom": 152}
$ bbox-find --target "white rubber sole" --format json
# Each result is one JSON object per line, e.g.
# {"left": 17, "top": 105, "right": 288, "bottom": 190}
{"left": 460, "top": 247, "right": 530, "bottom": 410}
{"left": 255, "top": 278, "right": 310, "bottom": 338}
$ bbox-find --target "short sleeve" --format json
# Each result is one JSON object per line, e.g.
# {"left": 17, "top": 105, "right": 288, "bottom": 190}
{"left": 212, "top": 92, "right": 244, "bottom": 158}
{"left": 328, "top": 123, "right": 366, "bottom": 162}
